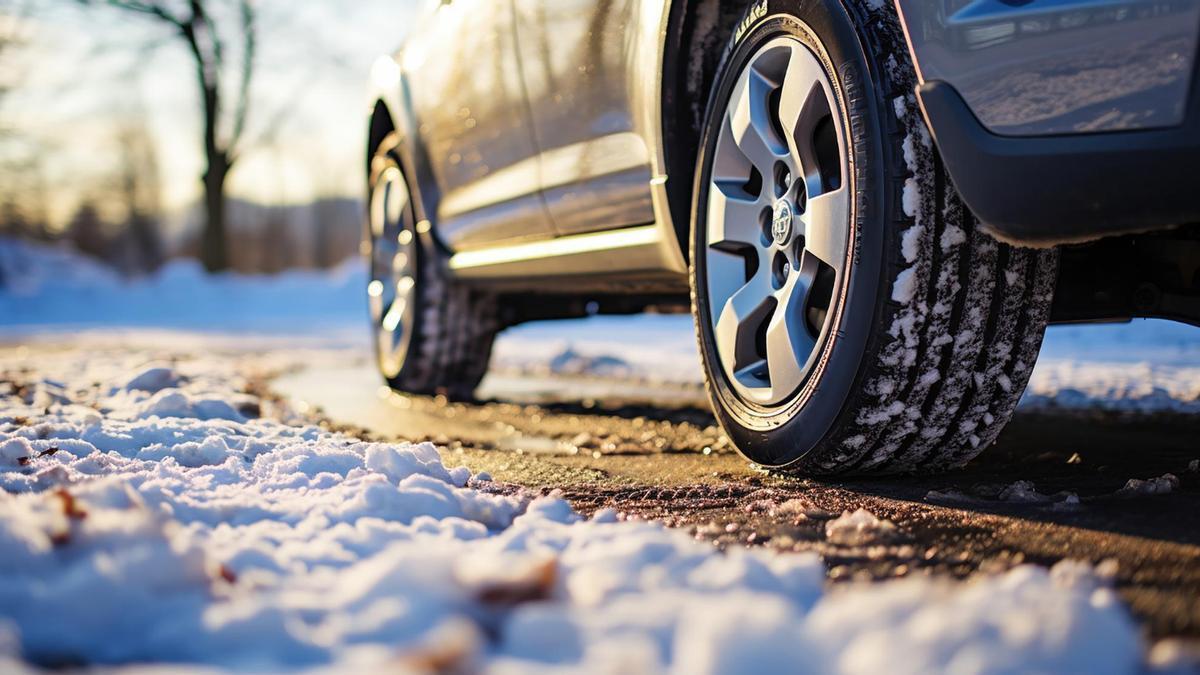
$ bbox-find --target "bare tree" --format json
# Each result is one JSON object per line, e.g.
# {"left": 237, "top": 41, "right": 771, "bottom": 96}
{"left": 78, "top": 0, "right": 257, "bottom": 272}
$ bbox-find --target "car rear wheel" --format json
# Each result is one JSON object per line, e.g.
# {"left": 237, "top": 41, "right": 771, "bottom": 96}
{"left": 367, "top": 142, "right": 500, "bottom": 399}
{"left": 689, "top": 0, "right": 1058, "bottom": 475}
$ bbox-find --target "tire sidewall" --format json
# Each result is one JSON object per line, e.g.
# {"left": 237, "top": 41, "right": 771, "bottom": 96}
{"left": 690, "top": 0, "right": 890, "bottom": 467}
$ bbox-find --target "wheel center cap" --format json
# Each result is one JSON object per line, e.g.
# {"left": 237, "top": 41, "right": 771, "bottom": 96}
{"left": 771, "top": 201, "right": 793, "bottom": 246}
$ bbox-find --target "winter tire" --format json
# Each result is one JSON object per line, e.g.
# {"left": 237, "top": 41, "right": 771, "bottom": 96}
{"left": 367, "top": 140, "right": 500, "bottom": 399}
{"left": 689, "top": 0, "right": 1058, "bottom": 475}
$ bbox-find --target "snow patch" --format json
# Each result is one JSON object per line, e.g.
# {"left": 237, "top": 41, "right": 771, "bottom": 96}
{"left": 890, "top": 267, "right": 919, "bottom": 304}
{"left": 940, "top": 224, "right": 966, "bottom": 250}
{"left": 999, "top": 480, "right": 1080, "bottom": 507}
{"left": 901, "top": 177, "right": 921, "bottom": 217}
{"left": 900, "top": 224, "right": 924, "bottom": 263}
{"left": 825, "top": 509, "right": 898, "bottom": 546}
{"left": 1118, "top": 473, "right": 1179, "bottom": 497}
{"left": 122, "top": 365, "right": 182, "bottom": 393}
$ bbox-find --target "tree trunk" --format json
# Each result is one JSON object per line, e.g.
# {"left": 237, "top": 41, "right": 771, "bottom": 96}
{"left": 201, "top": 157, "right": 229, "bottom": 272}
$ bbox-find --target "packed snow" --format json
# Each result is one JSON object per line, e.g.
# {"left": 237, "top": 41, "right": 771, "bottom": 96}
{"left": 0, "top": 347, "right": 1149, "bottom": 672}
{"left": 823, "top": 508, "right": 898, "bottom": 547}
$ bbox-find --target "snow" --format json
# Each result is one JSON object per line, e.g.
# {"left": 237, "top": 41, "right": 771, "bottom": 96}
{"left": 4, "top": 236, "right": 1197, "bottom": 414}
{"left": 998, "top": 480, "right": 1081, "bottom": 508}
{"left": 0, "top": 238, "right": 1169, "bottom": 672}
{"left": 890, "top": 267, "right": 919, "bottom": 304}
{"left": 498, "top": 315, "right": 1200, "bottom": 415}
{"left": 0, "top": 237, "right": 365, "bottom": 340}
{"left": 0, "top": 348, "right": 1149, "bottom": 672}
{"left": 1118, "top": 473, "right": 1180, "bottom": 496}
{"left": 901, "top": 176, "right": 921, "bottom": 217}
{"left": 900, "top": 223, "right": 924, "bottom": 263}
{"left": 824, "top": 508, "right": 898, "bottom": 546}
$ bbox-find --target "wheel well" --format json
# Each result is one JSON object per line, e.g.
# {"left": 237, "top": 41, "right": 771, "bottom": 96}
{"left": 662, "top": 0, "right": 746, "bottom": 261}
{"left": 367, "top": 100, "right": 395, "bottom": 177}
{"left": 1051, "top": 223, "right": 1200, "bottom": 327}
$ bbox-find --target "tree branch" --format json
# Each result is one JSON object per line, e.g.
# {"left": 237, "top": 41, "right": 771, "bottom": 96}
{"left": 228, "top": 0, "right": 255, "bottom": 159}
{"left": 100, "top": 0, "right": 186, "bottom": 29}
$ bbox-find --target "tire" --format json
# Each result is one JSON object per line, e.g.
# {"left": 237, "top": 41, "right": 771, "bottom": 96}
{"left": 689, "top": 0, "right": 1058, "bottom": 475}
{"left": 366, "top": 140, "right": 500, "bottom": 400}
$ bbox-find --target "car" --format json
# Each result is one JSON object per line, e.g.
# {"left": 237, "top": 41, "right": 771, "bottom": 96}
{"left": 363, "top": 0, "right": 1200, "bottom": 475}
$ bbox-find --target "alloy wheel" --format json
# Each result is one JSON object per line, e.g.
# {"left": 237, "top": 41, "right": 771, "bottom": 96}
{"left": 705, "top": 36, "right": 850, "bottom": 406}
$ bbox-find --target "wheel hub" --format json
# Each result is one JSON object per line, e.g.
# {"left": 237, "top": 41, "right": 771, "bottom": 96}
{"left": 704, "top": 35, "right": 850, "bottom": 406}
{"left": 771, "top": 200, "right": 794, "bottom": 246}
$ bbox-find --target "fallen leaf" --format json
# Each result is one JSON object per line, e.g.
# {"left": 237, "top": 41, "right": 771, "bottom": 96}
{"left": 475, "top": 558, "right": 557, "bottom": 606}
{"left": 53, "top": 488, "right": 87, "bottom": 520}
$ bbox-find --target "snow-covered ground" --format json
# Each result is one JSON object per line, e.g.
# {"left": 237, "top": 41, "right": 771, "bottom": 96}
{"left": 497, "top": 314, "right": 1200, "bottom": 414}
{"left": 0, "top": 239, "right": 365, "bottom": 343}
{"left": 5, "top": 237, "right": 1197, "bottom": 413}
{"left": 4, "top": 236, "right": 1195, "bottom": 413}
{"left": 1, "top": 237, "right": 1198, "bottom": 671}
{"left": 0, "top": 347, "right": 1153, "bottom": 672}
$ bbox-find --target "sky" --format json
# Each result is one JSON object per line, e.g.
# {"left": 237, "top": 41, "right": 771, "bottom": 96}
{"left": 1, "top": 0, "right": 423, "bottom": 232}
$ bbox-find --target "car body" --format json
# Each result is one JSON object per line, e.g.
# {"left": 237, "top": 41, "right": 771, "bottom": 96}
{"left": 369, "top": 0, "right": 1199, "bottom": 279}
{"left": 363, "top": 0, "right": 1200, "bottom": 474}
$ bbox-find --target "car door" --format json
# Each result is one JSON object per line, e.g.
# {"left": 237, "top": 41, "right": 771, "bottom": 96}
{"left": 404, "top": 0, "right": 554, "bottom": 250}
{"left": 511, "top": 0, "right": 657, "bottom": 236}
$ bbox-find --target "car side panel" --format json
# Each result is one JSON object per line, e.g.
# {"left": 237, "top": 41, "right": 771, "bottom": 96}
{"left": 511, "top": 0, "right": 658, "bottom": 235}
{"left": 401, "top": 0, "right": 555, "bottom": 250}
{"left": 896, "top": 0, "right": 1200, "bottom": 136}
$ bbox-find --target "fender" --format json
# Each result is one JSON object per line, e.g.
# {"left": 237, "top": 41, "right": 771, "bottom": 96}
{"left": 636, "top": 0, "right": 690, "bottom": 273}
{"left": 366, "top": 54, "right": 448, "bottom": 255}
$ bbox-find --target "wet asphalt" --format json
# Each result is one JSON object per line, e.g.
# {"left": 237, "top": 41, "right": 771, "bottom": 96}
{"left": 274, "top": 362, "right": 1200, "bottom": 641}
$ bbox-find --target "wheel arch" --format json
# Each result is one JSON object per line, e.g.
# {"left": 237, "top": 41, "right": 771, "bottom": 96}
{"left": 365, "top": 66, "right": 446, "bottom": 254}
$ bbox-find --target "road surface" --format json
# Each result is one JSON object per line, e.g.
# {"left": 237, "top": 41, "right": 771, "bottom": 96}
{"left": 275, "top": 360, "right": 1200, "bottom": 640}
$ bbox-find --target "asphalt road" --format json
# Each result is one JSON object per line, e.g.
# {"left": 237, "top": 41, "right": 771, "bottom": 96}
{"left": 275, "top": 362, "right": 1200, "bottom": 640}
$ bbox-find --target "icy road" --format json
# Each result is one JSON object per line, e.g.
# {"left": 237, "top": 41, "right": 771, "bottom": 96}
{"left": 1, "top": 238, "right": 1199, "bottom": 672}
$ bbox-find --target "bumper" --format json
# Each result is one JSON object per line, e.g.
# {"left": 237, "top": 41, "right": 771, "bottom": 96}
{"left": 916, "top": 79, "right": 1200, "bottom": 245}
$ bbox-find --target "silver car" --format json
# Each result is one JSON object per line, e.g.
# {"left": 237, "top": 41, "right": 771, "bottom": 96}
{"left": 364, "top": 0, "right": 1200, "bottom": 475}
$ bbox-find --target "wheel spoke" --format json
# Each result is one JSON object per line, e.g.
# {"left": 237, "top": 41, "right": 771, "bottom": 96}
{"left": 708, "top": 182, "right": 764, "bottom": 251}
{"left": 801, "top": 187, "right": 850, "bottom": 271}
{"left": 765, "top": 269, "right": 817, "bottom": 399}
{"left": 777, "top": 50, "right": 826, "bottom": 158}
{"left": 775, "top": 45, "right": 839, "bottom": 199}
{"left": 728, "top": 67, "right": 783, "bottom": 174}
{"left": 715, "top": 274, "right": 774, "bottom": 377}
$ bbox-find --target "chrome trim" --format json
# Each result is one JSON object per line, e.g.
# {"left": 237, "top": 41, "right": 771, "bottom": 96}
{"left": 447, "top": 225, "right": 673, "bottom": 278}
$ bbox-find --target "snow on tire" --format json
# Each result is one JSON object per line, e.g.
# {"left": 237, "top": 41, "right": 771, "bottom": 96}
{"left": 808, "top": 1, "right": 1058, "bottom": 474}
